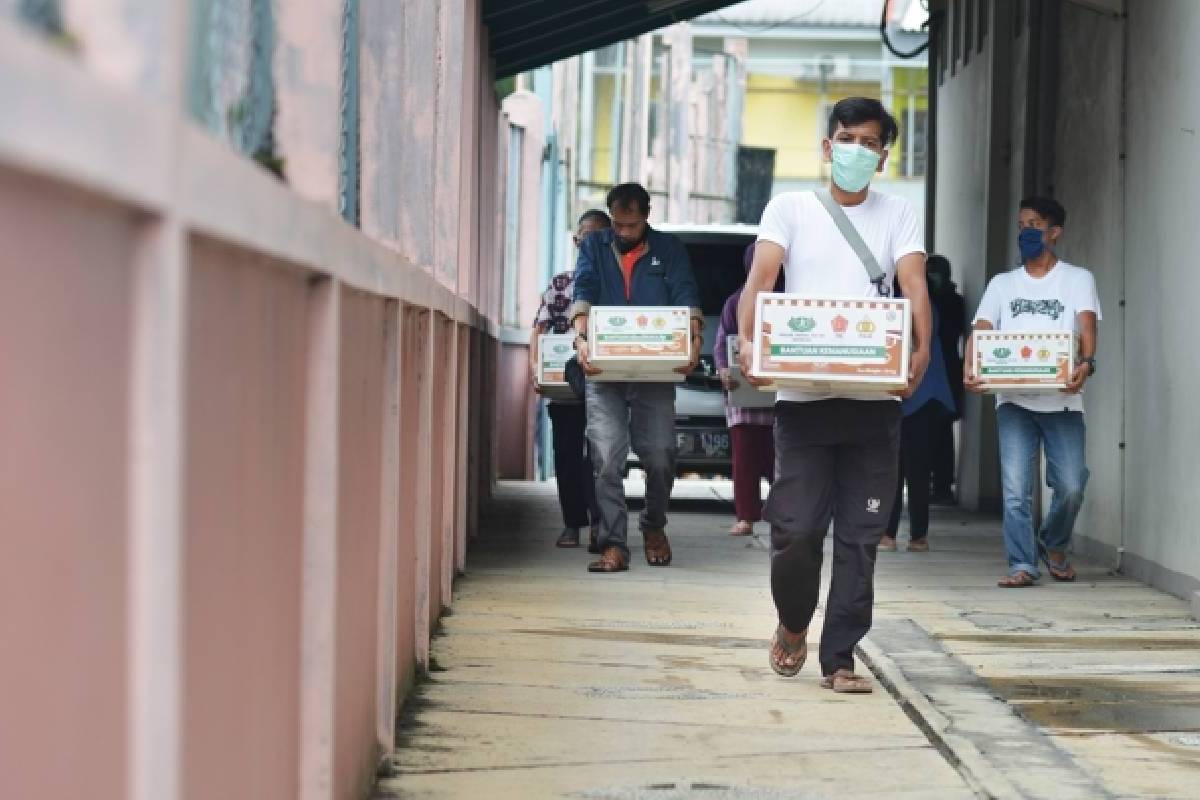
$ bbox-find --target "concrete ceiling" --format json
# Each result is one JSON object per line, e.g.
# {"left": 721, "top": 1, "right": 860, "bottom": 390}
{"left": 485, "top": 0, "right": 750, "bottom": 78}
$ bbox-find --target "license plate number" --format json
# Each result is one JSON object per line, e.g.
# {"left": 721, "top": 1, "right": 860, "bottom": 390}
{"left": 676, "top": 430, "right": 730, "bottom": 459}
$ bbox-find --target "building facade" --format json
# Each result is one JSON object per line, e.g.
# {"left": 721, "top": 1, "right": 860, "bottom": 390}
{"left": 930, "top": 0, "right": 1200, "bottom": 601}
{"left": 0, "top": 3, "right": 515, "bottom": 799}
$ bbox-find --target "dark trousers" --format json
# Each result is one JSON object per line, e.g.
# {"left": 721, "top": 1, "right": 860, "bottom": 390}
{"left": 731, "top": 424, "right": 775, "bottom": 522}
{"left": 765, "top": 400, "right": 901, "bottom": 675}
{"left": 887, "top": 402, "right": 942, "bottom": 540}
{"left": 548, "top": 402, "right": 599, "bottom": 529}
{"left": 931, "top": 415, "right": 956, "bottom": 494}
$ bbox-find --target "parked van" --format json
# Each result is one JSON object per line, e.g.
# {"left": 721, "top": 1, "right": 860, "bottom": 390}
{"left": 629, "top": 223, "right": 758, "bottom": 478}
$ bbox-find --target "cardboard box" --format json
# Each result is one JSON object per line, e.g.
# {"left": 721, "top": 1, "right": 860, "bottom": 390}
{"left": 537, "top": 333, "right": 578, "bottom": 400}
{"left": 726, "top": 335, "right": 776, "bottom": 408}
{"left": 751, "top": 294, "right": 911, "bottom": 391}
{"left": 972, "top": 330, "right": 1076, "bottom": 391}
{"left": 588, "top": 306, "right": 691, "bottom": 382}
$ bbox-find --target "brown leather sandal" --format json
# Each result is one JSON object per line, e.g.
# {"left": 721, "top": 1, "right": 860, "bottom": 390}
{"left": 820, "top": 669, "right": 874, "bottom": 693}
{"left": 587, "top": 546, "right": 628, "bottom": 573}
{"left": 642, "top": 528, "right": 672, "bottom": 567}
{"left": 769, "top": 624, "right": 807, "bottom": 677}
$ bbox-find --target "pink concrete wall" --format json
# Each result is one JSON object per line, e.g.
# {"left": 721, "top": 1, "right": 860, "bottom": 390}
{"left": 500, "top": 92, "right": 548, "bottom": 330}
{"left": 0, "top": 168, "right": 134, "bottom": 800}
{"left": 435, "top": 0, "right": 466, "bottom": 288}
{"left": 394, "top": 0, "right": 439, "bottom": 271}
{"left": 0, "top": 0, "right": 512, "bottom": 795}
{"left": 402, "top": 307, "right": 437, "bottom": 669}
{"left": 438, "top": 317, "right": 459, "bottom": 610}
{"left": 464, "top": 330, "right": 489, "bottom": 548}
{"left": 483, "top": 101, "right": 507, "bottom": 321}
{"left": 426, "top": 316, "right": 449, "bottom": 629}
{"left": 497, "top": 343, "right": 537, "bottom": 479}
{"left": 359, "top": 0, "right": 407, "bottom": 251}
{"left": 396, "top": 307, "right": 424, "bottom": 685}
{"left": 333, "top": 287, "right": 387, "bottom": 800}
{"left": 454, "top": 324, "right": 472, "bottom": 574}
{"left": 274, "top": 0, "right": 342, "bottom": 208}
{"left": 181, "top": 239, "right": 308, "bottom": 800}
{"left": 457, "top": 0, "right": 484, "bottom": 301}
{"left": 483, "top": 336, "right": 502, "bottom": 496}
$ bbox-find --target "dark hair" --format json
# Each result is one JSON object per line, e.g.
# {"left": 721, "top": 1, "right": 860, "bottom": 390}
{"left": 577, "top": 208, "right": 611, "bottom": 227}
{"left": 606, "top": 182, "right": 651, "bottom": 216}
{"left": 1019, "top": 195, "right": 1067, "bottom": 227}
{"left": 926, "top": 254, "right": 951, "bottom": 278}
{"left": 827, "top": 97, "right": 900, "bottom": 147}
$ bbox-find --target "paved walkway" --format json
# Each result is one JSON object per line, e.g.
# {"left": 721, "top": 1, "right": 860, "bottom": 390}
{"left": 376, "top": 481, "right": 1200, "bottom": 799}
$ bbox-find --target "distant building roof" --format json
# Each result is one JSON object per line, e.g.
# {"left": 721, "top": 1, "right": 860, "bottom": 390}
{"left": 696, "top": 0, "right": 927, "bottom": 32}
{"left": 696, "top": 0, "right": 882, "bottom": 29}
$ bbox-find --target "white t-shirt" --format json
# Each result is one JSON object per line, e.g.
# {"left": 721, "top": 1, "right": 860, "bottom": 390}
{"left": 756, "top": 189, "right": 925, "bottom": 403}
{"left": 973, "top": 261, "right": 1102, "bottom": 413}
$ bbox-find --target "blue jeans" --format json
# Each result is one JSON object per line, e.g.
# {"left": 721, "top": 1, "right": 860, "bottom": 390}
{"left": 585, "top": 381, "right": 677, "bottom": 558}
{"left": 997, "top": 403, "right": 1089, "bottom": 578}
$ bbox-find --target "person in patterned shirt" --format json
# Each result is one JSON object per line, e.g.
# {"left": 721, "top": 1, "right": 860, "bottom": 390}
{"left": 714, "top": 243, "right": 783, "bottom": 537}
{"left": 529, "top": 209, "right": 611, "bottom": 549}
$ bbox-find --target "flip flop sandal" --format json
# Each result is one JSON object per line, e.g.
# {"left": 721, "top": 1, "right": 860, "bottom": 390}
{"left": 556, "top": 528, "right": 581, "bottom": 548}
{"left": 769, "top": 624, "right": 807, "bottom": 677}
{"left": 997, "top": 570, "right": 1037, "bottom": 588}
{"left": 821, "top": 669, "right": 874, "bottom": 694}
{"left": 642, "top": 528, "right": 673, "bottom": 567}
{"left": 1042, "top": 555, "right": 1077, "bottom": 582}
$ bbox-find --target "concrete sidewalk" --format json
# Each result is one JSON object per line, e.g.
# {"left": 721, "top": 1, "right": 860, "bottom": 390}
{"left": 375, "top": 480, "right": 1200, "bottom": 799}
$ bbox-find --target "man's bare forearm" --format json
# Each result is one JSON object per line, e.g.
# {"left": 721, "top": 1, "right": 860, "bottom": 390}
{"left": 737, "top": 243, "right": 786, "bottom": 338}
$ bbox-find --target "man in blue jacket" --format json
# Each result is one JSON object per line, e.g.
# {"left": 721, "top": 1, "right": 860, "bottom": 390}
{"left": 571, "top": 183, "right": 703, "bottom": 574}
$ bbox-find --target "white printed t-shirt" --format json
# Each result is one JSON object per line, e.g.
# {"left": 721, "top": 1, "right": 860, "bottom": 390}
{"left": 972, "top": 261, "right": 1102, "bottom": 413}
{"left": 756, "top": 189, "right": 925, "bottom": 403}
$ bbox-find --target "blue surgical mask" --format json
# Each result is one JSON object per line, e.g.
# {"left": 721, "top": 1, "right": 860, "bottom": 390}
{"left": 1018, "top": 227, "right": 1047, "bottom": 262}
{"left": 830, "top": 142, "right": 882, "bottom": 193}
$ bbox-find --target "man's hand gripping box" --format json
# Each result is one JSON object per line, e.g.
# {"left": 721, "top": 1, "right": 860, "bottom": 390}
{"left": 588, "top": 306, "right": 691, "bottom": 382}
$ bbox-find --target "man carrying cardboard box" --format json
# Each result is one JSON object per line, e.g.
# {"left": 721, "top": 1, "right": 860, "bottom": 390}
{"left": 530, "top": 209, "right": 612, "bottom": 550}
{"left": 737, "top": 98, "right": 932, "bottom": 693}
{"left": 965, "top": 196, "right": 1101, "bottom": 588}
{"left": 571, "top": 183, "right": 703, "bottom": 574}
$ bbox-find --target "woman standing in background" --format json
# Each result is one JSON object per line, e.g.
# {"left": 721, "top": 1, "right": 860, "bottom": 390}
{"left": 714, "top": 243, "right": 781, "bottom": 536}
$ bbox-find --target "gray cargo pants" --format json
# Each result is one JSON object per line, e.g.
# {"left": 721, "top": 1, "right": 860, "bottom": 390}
{"left": 584, "top": 381, "right": 677, "bottom": 559}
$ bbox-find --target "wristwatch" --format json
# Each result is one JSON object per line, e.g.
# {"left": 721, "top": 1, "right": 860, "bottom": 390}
{"left": 1080, "top": 356, "right": 1096, "bottom": 376}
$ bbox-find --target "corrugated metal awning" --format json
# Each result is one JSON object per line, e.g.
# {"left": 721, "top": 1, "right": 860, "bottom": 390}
{"left": 485, "top": 0, "right": 748, "bottom": 78}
